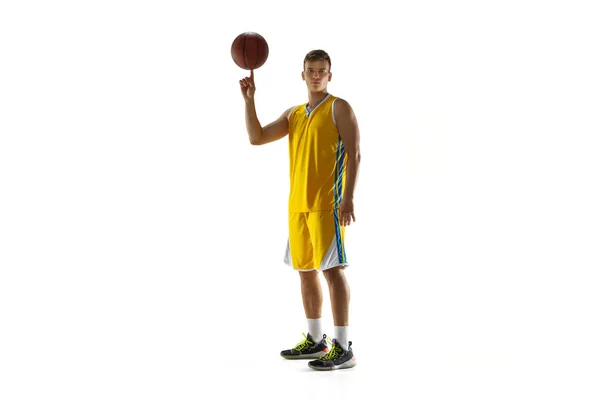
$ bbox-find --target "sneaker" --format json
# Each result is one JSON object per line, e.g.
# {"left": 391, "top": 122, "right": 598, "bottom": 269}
{"left": 308, "top": 339, "right": 356, "bottom": 371}
{"left": 280, "top": 333, "right": 329, "bottom": 360}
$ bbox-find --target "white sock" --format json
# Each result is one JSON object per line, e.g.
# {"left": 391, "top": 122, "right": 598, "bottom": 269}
{"left": 307, "top": 318, "right": 323, "bottom": 342}
{"left": 334, "top": 326, "right": 349, "bottom": 351}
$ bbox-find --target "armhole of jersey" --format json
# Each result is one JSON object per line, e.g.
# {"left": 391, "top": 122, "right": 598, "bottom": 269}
{"left": 332, "top": 98, "right": 338, "bottom": 126}
{"left": 287, "top": 106, "right": 295, "bottom": 120}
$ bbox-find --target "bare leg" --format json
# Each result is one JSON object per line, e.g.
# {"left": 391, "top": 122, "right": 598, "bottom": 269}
{"left": 300, "top": 270, "right": 323, "bottom": 319}
{"left": 322, "top": 266, "right": 350, "bottom": 326}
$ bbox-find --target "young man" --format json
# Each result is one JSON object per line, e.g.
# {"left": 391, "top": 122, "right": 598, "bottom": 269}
{"left": 239, "top": 50, "right": 361, "bottom": 371}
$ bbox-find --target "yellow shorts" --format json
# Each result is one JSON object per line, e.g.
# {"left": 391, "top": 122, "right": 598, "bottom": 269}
{"left": 283, "top": 210, "right": 349, "bottom": 271}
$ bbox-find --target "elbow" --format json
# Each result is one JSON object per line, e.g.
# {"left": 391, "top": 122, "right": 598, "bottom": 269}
{"left": 249, "top": 128, "right": 264, "bottom": 146}
{"left": 348, "top": 151, "right": 361, "bottom": 163}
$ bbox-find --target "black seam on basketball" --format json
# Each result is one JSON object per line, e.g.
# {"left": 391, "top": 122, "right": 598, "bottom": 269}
{"left": 255, "top": 36, "right": 260, "bottom": 68}
{"left": 243, "top": 35, "right": 248, "bottom": 69}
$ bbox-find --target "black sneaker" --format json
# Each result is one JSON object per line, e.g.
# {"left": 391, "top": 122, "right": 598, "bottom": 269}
{"left": 280, "top": 333, "right": 329, "bottom": 360}
{"left": 308, "top": 339, "right": 356, "bottom": 371}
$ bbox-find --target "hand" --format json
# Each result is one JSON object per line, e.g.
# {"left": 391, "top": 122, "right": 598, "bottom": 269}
{"left": 239, "top": 69, "right": 255, "bottom": 101}
{"left": 338, "top": 198, "right": 356, "bottom": 226}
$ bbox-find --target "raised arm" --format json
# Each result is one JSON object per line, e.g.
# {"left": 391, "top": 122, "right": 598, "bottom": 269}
{"left": 240, "top": 70, "right": 292, "bottom": 145}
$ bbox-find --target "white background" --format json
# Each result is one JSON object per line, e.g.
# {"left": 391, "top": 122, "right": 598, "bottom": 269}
{"left": 1, "top": 0, "right": 599, "bottom": 399}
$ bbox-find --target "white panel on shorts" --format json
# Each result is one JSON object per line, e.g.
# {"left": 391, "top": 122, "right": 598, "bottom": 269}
{"left": 284, "top": 236, "right": 349, "bottom": 272}
{"left": 283, "top": 238, "right": 293, "bottom": 267}
{"left": 320, "top": 235, "right": 349, "bottom": 271}
{"left": 284, "top": 238, "right": 318, "bottom": 272}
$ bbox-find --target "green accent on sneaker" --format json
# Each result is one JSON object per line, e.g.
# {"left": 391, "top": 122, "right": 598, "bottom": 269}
{"left": 293, "top": 333, "right": 314, "bottom": 351}
{"left": 321, "top": 339, "right": 341, "bottom": 360}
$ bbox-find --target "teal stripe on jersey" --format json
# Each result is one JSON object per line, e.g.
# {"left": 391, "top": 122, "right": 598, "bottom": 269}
{"left": 333, "top": 136, "right": 347, "bottom": 263}
{"left": 333, "top": 208, "right": 345, "bottom": 263}
{"left": 334, "top": 136, "right": 346, "bottom": 207}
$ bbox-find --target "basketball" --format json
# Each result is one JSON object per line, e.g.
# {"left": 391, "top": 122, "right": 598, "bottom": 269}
{"left": 231, "top": 32, "right": 269, "bottom": 70}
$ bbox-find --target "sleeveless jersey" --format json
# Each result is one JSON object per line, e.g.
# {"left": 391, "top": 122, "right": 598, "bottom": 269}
{"left": 287, "top": 94, "right": 347, "bottom": 213}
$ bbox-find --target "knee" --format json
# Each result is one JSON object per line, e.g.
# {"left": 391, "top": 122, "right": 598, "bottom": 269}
{"left": 323, "top": 266, "right": 345, "bottom": 285}
{"left": 299, "top": 270, "right": 319, "bottom": 283}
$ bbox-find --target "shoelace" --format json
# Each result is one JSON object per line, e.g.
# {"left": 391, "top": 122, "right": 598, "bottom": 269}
{"left": 321, "top": 340, "right": 341, "bottom": 360}
{"left": 293, "top": 333, "right": 314, "bottom": 351}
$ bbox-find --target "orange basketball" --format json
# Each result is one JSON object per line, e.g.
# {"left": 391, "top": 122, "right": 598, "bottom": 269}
{"left": 231, "top": 32, "right": 269, "bottom": 70}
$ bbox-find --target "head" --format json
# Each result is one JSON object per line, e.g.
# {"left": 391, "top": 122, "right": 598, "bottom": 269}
{"left": 302, "top": 50, "right": 332, "bottom": 92}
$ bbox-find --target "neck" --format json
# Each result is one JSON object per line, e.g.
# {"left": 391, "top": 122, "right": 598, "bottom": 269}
{"left": 307, "top": 90, "right": 329, "bottom": 109}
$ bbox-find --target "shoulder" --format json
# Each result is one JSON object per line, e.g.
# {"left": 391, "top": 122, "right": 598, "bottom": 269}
{"left": 287, "top": 103, "right": 305, "bottom": 115}
{"left": 333, "top": 97, "right": 354, "bottom": 119}
{"left": 285, "top": 105, "right": 300, "bottom": 120}
{"left": 334, "top": 96, "right": 350, "bottom": 105}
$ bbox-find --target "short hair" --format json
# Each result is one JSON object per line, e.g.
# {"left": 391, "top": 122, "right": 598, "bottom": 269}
{"left": 304, "top": 49, "right": 331, "bottom": 71}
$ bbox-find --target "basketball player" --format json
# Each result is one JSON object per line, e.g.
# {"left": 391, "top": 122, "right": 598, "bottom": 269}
{"left": 239, "top": 50, "right": 360, "bottom": 371}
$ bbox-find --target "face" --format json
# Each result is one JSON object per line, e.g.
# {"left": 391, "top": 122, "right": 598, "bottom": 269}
{"left": 302, "top": 60, "right": 332, "bottom": 92}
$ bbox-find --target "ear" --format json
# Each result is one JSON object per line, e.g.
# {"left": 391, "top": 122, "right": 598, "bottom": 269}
{"left": 328, "top": 72, "right": 332, "bottom": 82}
{"left": 301, "top": 71, "right": 305, "bottom": 81}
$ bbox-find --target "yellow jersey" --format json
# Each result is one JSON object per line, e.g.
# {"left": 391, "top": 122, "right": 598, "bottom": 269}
{"left": 287, "top": 94, "right": 347, "bottom": 213}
